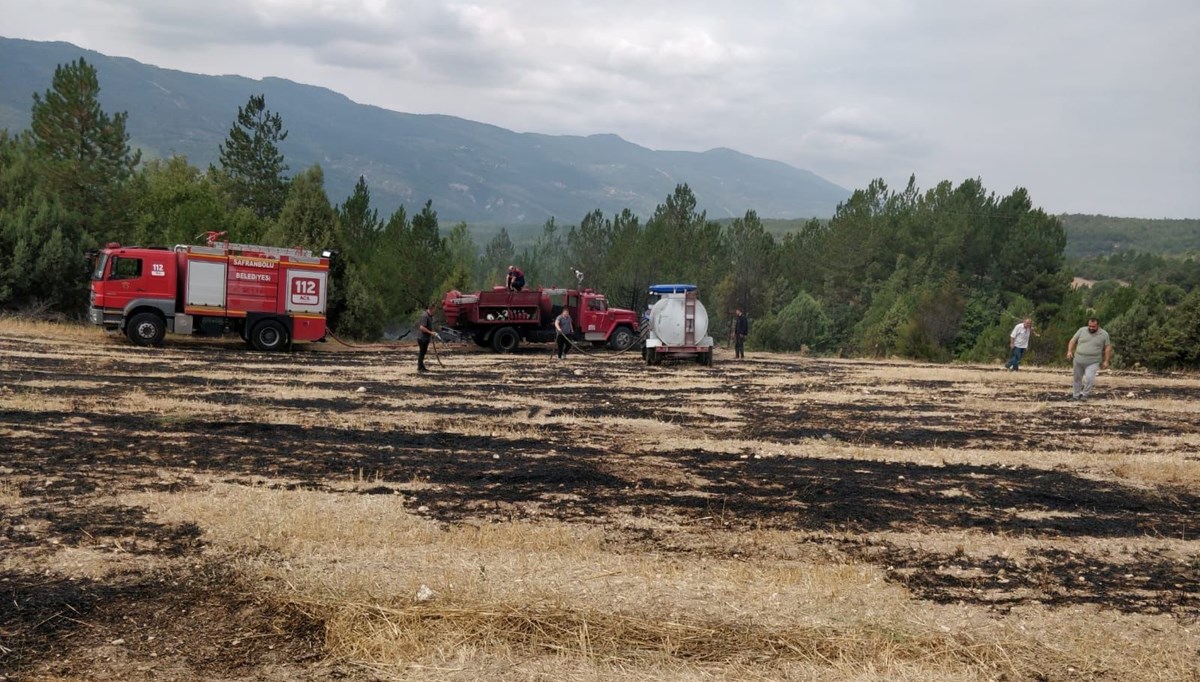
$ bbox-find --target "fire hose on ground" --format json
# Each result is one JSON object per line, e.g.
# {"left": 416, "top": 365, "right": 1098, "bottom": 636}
{"left": 557, "top": 324, "right": 650, "bottom": 359}
{"left": 327, "top": 323, "right": 649, "bottom": 368}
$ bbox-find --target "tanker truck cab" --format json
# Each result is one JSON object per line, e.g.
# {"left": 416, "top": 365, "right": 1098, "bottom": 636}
{"left": 643, "top": 283, "right": 714, "bottom": 366}
{"left": 576, "top": 290, "right": 639, "bottom": 350}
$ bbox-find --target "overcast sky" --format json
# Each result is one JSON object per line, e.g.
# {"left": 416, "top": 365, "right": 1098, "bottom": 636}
{"left": 3, "top": 0, "right": 1197, "bottom": 218}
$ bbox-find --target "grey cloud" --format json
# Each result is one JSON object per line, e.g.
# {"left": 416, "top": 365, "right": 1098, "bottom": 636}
{"left": 2, "top": 0, "right": 1197, "bottom": 216}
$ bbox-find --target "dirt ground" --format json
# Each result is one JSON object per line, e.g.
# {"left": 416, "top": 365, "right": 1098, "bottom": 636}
{"left": 1, "top": 328, "right": 1198, "bottom": 680}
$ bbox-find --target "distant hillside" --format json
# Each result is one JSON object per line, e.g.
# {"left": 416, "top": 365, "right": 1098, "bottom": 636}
{"left": 487, "top": 217, "right": 822, "bottom": 253}
{"left": 1060, "top": 214, "right": 1200, "bottom": 258}
{"left": 0, "top": 37, "right": 850, "bottom": 225}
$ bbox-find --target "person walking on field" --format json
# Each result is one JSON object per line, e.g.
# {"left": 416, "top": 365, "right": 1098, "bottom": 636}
{"left": 553, "top": 308, "right": 573, "bottom": 359}
{"left": 1004, "top": 317, "right": 1037, "bottom": 371}
{"left": 416, "top": 302, "right": 437, "bottom": 373}
{"left": 733, "top": 308, "right": 749, "bottom": 359}
{"left": 1066, "top": 317, "right": 1113, "bottom": 401}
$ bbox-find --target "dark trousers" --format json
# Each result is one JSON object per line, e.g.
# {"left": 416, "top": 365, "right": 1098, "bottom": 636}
{"left": 735, "top": 334, "right": 746, "bottom": 358}
{"left": 417, "top": 338, "right": 430, "bottom": 370}
{"left": 555, "top": 335, "right": 570, "bottom": 358}
{"left": 1005, "top": 346, "right": 1026, "bottom": 370}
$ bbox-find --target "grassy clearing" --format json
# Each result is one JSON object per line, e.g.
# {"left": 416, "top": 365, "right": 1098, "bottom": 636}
{"left": 6, "top": 327, "right": 1200, "bottom": 681}
{"left": 123, "top": 483, "right": 1200, "bottom": 680}
{"left": 0, "top": 315, "right": 110, "bottom": 342}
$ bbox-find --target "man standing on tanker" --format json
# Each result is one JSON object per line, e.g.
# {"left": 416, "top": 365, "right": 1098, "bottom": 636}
{"left": 1066, "top": 317, "right": 1112, "bottom": 401}
{"left": 506, "top": 265, "right": 525, "bottom": 292}
{"left": 416, "top": 302, "right": 436, "bottom": 373}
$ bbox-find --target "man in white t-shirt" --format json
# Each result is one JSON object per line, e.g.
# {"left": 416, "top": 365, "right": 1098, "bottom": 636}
{"left": 1004, "top": 317, "right": 1036, "bottom": 371}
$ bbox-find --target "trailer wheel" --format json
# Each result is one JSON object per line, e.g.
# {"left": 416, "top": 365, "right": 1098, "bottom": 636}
{"left": 250, "top": 320, "right": 289, "bottom": 352}
{"left": 609, "top": 326, "right": 635, "bottom": 351}
{"left": 646, "top": 349, "right": 660, "bottom": 366}
{"left": 698, "top": 348, "right": 713, "bottom": 366}
{"left": 126, "top": 312, "right": 165, "bottom": 347}
{"left": 491, "top": 326, "right": 520, "bottom": 353}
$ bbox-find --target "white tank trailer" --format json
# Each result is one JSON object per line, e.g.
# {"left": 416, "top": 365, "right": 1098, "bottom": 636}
{"left": 643, "top": 284, "right": 714, "bottom": 366}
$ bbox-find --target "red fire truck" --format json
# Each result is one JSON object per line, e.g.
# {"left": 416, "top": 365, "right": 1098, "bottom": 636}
{"left": 442, "top": 287, "right": 639, "bottom": 353}
{"left": 88, "top": 233, "right": 329, "bottom": 351}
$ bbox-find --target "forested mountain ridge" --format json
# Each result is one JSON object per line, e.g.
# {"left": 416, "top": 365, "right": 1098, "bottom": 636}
{"left": 718, "top": 215, "right": 1200, "bottom": 259}
{"left": 1060, "top": 214, "right": 1200, "bottom": 258}
{"left": 0, "top": 36, "right": 849, "bottom": 224}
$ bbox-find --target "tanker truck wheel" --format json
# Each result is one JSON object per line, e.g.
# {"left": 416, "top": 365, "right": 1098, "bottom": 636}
{"left": 126, "top": 312, "right": 165, "bottom": 347}
{"left": 609, "top": 326, "right": 635, "bottom": 351}
{"left": 250, "top": 320, "right": 289, "bottom": 352}
{"left": 491, "top": 326, "right": 520, "bottom": 353}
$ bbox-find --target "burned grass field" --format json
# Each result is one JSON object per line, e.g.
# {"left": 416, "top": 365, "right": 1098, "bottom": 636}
{"left": 2, "top": 321, "right": 1199, "bottom": 680}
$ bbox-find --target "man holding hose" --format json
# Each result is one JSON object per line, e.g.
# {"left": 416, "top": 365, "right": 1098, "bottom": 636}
{"left": 554, "top": 308, "right": 573, "bottom": 360}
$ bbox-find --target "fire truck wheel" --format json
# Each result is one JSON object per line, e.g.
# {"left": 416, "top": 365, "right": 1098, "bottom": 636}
{"left": 491, "top": 326, "right": 520, "bottom": 353}
{"left": 609, "top": 326, "right": 635, "bottom": 351}
{"left": 473, "top": 333, "right": 490, "bottom": 348}
{"left": 251, "top": 320, "right": 289, "bottom": 352}
{"left": 126, "top": 312, "right": 166, "bottom": 347}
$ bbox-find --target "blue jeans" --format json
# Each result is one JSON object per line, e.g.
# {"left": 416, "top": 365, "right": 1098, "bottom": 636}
{"left": 1005, "top": 346, "right": 1026, "bottom": 370}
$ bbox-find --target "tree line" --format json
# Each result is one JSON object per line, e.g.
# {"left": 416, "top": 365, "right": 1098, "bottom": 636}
{"left": 1061, "top": 214, "right": 1200, "bottom": 258}
{"left": 2, "top": 58, "right": 1197, "bottom": 369}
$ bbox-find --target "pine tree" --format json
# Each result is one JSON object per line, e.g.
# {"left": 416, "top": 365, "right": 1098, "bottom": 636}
{"left": 482, "top": 228, "right": 516, "bottom": 287}
{"left": 29, "top": 57, "right": 140, "bottom": 240}
{"left": 129, "top": 156, "right": 229, "bottom": 246}
{"left": 440, "top": 221, "right": 479, "bottom": 293}
{"left": 721, "top": 210, "right": 776, "bottom": 317}
{"left": 566, "top": 209, "right": 612, "bottom": 291}
{"left": 267, "top": 165, "right": 335, "bottom": 250}
{"left": 217, "top": 94, "right": 289, "bottom": 219}
{"left": 336, "top": 175, "right": 381, "bottom": 258}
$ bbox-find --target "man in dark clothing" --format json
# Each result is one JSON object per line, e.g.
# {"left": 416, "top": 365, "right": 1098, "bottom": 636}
{"left": 734, "top": 308, "right": 749, "bottom": 359}
{"left": 554, "top": 308, "right": 573, "bottom": 359}
{"left": 417, "top": 303, "right": 436, "bottom": 372}
{"left": 506, "top": 265, "right": 525, "bottom": 292}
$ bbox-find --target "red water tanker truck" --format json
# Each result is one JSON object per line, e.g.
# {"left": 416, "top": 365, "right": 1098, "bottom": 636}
{"left": 442, "top": 287, "right": 639, "bottom": 353}
{"left": 88, "top": 232, "right": 330, "bottom": 351}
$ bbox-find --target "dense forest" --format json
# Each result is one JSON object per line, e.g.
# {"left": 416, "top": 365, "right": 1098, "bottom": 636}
{"left": 2, "top": 59, "right": 1198, "bottom": 369}
{"left": 1061, "top": 214, "right": 1200, "bottom": 258}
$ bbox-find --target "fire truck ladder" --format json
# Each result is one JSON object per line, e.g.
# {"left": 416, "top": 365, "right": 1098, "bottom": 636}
{"left": 200, "top": 231, "right": 313, "bottom": 258}
{"left": 684, "top": 291, "right": 697, "bottom": 345}
{"left": 214, "top": 241, "right": 313, "bottom": 258}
